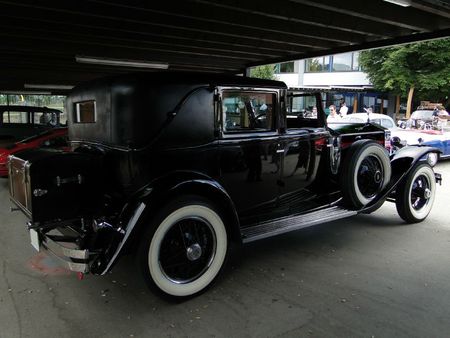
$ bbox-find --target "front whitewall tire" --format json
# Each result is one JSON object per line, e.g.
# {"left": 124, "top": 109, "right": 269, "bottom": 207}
{"left": 396, "top": 164, "right": 436, "bottom": 223}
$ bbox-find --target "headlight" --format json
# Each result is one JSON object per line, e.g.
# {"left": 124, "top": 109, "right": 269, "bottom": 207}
{"left": 427, "top": 152, "right": 439, "bottom": 167}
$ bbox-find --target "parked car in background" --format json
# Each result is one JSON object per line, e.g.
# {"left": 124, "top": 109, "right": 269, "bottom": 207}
{"left": 0, "top": 105, "right": 64, "bottom": 146}
{"left": 397, "top": 109, "right": 448, "bottom": 131}
{"left": 341, "top": 112, "right": 397, "bottom": 131}
{"left": 391, "top": 128, "right": 450, "bottom": 161}
{"left": 8, "top": 73, "right": 440, "bottom": 300}
{"left": 0, "top": 128, "right": 68, "bottom": 177}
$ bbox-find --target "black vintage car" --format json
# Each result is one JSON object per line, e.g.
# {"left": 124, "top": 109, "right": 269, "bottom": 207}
{"left": 8, "top": 73, "right": 441, "bottom": 299}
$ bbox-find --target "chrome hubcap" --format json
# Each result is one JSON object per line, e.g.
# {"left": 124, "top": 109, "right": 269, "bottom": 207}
{"left": 424, "top": 188, "right": 431, "bottom": 200}
{"left": 374, "top": 170, "right": 382, "bottom": 184}
{"left": 186, "top": 243, "right": 202, "bottom": 261}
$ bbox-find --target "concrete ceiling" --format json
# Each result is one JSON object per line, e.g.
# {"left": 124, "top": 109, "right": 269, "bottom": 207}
{"left": 0, "top": 0, "right": 449, "bottom": 93}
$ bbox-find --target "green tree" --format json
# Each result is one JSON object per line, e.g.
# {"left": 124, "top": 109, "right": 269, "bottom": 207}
{"left": 249, "top": 64, "right": 276, "bottom": 80}
{"left": 359, "top": 38, "right": 450, "bottom": 117}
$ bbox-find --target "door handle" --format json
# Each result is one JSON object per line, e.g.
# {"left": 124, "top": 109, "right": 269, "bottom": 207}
{"left": 276, "top": 149, "right": 285, "bottom": 153}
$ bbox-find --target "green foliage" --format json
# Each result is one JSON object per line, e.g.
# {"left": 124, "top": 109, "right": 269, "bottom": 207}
{"left": 0, "top": 95, "right": 65, "bottom": 111}
{"left": 249, "top": 65, "right": 276, "bottom": 80}
{"left": 359, "top": 38, "right": 450, "bottom": 101}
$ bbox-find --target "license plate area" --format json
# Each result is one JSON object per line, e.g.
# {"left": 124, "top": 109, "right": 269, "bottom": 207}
{"left": 30, "top": 228, "right": 40, "bottom": 252}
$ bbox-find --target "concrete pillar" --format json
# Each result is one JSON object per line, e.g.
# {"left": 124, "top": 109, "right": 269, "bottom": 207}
{"left": 297, "top": 60, "right": 305, "bottom": 87}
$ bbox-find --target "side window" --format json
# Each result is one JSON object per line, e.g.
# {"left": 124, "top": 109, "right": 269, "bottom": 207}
{"left": 222, "top": 91, "right": 275, "bottom": 132}
{"left": 35, "top": 112, "right": 58, "bottom": 126}
{"left": 2, "top": 111, "right": 28, "bottom": 124}
{"left": 286, "top": 94, "right": 319, "bottom": 128}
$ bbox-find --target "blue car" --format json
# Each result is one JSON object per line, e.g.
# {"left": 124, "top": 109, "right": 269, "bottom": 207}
{"left": 392, "top": 129, "right": 450, "bottom": 160}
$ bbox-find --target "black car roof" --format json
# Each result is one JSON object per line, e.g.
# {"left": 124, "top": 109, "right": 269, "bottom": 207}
{"left": 73, "top": 71, "right": 287, "bottom": 91}
{"left": 0, "top": 106, "right": 63, "bottom": 113}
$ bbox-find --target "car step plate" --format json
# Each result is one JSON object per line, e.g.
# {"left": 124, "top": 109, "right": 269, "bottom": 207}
{"left": 241, "top": 206, "right": 357, "bottom": 243}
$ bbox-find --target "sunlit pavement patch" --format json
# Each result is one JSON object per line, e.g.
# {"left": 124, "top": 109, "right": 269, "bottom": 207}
{"left": 27, "top": 253, "right": 71, "bottom": 276}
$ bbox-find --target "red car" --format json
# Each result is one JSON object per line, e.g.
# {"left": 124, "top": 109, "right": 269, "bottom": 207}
{"left": 0, "top": 128, "right": 68, "bottom": 177}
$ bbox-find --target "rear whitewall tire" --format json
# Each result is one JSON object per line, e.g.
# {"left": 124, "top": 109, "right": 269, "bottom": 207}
{"left": 139, "top": 199, "right": 228, "bottom": 298}
{"left": 341, "top": 141, "right": 391, "bottom": 208}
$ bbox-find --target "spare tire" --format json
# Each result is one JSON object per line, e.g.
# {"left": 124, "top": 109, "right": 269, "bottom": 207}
{"left": 341, "top": 140, "right": 391, "bottom": 209}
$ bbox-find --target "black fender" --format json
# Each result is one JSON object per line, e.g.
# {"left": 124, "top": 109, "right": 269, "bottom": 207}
{"left": 362, "top": 145, "right": 441, "bottom": 213}
{"left": 95, "top": 171, "right": 241, "bottom": 275}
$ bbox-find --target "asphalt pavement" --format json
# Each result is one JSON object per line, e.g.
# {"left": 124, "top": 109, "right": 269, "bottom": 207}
{"left": 1, "top": 161, "right": 450, "bottom": 338}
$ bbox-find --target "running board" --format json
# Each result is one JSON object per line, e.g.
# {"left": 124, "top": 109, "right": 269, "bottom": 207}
{"left": 241, "top": 206, "right": 357, "bottom": 243}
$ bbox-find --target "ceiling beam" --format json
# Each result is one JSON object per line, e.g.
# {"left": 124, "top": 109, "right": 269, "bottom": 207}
{"left": 288, "top": 0, "right": 446, "bottom": 31}
{"left": 0, "top": 1, "right": 342, "bottom": 49}
{"left": 191, "top": 0, "right": 410, "bottom": 38}
{"left": 246, "top": 29, "right": 450, "bottom": 67}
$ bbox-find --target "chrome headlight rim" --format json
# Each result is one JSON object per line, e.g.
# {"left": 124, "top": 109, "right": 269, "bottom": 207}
{"left": 426, "top": 152, "right": 439, "bottom": 167}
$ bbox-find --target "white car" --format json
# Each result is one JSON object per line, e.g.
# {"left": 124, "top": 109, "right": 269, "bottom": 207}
{"left": 341, "top": 112, "right": 397, "bottom": 130}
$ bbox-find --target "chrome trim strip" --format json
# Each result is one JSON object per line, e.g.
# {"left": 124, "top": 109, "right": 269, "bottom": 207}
{"left": 340, "top": 131, "right": 384, "bottom": 136}
{"left": 101, "top": 202, "right": 146, "bottom": 275}
{"left": 60, "top": 244, "right": 89, "bottom": 260}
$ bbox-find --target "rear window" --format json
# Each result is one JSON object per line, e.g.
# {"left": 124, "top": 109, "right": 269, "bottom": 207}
{"left": 74, "top": 101, "right": 96, "bottom": 123}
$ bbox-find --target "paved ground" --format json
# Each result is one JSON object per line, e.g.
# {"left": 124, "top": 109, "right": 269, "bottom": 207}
{"left": 1, "top": 162, "right": 450, "bottom": 338}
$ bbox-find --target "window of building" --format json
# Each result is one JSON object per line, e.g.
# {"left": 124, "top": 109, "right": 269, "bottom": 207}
{"left": 275, "top": 62, "right": 295, "bottom": 73}
{"left": 305, "top": 52, "right": 361, "bottom": 72}
{"left": 352, "top": 53, "right": 360, "bottom": 71}
{"left": 222, "top": 91, "right": 275, "bottom": 132}
{"left": 305, "top": 56, "right": 330, "bottom": 72}
{"left": 332, "top": 53, "right": 352, "bottom": 71}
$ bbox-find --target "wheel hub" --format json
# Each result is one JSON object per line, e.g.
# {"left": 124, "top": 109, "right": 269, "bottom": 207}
{"left": 424, "top": 188, "right": 432, "bottom": 200}
{"left": 186, "top": 243, "right": 202, "bottom": 261}
{"left": 374, "top": 170, "right": 382, "bottom": 184}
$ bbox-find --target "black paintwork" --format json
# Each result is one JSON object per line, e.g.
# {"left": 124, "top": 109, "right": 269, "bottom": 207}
{"left": 9, "top": 72, "right": 425, "bottom": 275}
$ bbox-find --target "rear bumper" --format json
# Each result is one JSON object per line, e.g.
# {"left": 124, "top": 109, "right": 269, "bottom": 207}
{"left": 32, "top": 229, "right": 91, "bottom": 273}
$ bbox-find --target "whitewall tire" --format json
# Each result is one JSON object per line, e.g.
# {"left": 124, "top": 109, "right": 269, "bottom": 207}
{"left": 139, "top": 197, "right": 228, "bottom": 298}
{"left": 396, "top": 164, "right": 436, "bottom": 223}
{"left": 341, "top": 141, "right": 391, "bottom": 208}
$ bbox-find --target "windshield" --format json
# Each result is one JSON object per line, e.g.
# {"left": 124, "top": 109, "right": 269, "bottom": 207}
{"left": 411, "top": 110, "right": 433, "bottom": 119}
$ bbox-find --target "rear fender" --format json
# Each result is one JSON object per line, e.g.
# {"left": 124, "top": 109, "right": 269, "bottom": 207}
{"left": 362, "top": 146, "right": 441, "bottom": 213}
{"left": 97, "top": 171, "right": 240, "bottom": 274}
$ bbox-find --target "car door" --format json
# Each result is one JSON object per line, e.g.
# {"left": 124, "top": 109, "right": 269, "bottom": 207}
{"left": 280, "top": 93, "right": 328, "bottom": 197}
{"left": 215, "top": 88, "right": 282, "bottom": 214}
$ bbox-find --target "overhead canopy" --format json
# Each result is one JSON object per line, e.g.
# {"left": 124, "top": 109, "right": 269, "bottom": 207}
{"left": 0, "top": 0, "right": 449, "bottom": 93}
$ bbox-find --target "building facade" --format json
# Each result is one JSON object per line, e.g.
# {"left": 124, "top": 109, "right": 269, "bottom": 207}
{"left": 274, "top": 52, "right": 394, "bottom": 116}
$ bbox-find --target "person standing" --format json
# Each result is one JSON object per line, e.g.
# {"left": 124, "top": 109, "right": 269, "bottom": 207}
{"left": 339, "top": 99, "right": 348, "bottom": 117}
{"left": 327, "top": 105, "right": 340, "bottom": 122}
